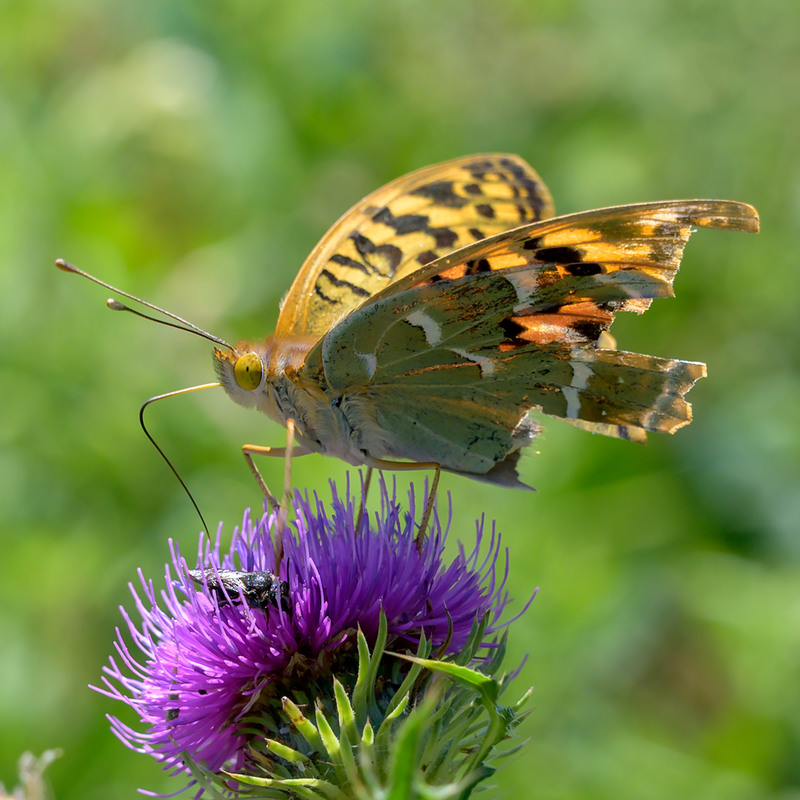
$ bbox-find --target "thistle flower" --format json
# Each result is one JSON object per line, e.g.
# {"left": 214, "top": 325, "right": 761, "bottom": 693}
{"left": 95, "top": 479, "right": 534, "bottom": 798}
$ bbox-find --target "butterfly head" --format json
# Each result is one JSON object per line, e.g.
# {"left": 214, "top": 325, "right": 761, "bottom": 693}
{"left": 214, "top": 343, "right": 268, "bottom": 408}
{"left": 213, "top": 334, "right": 318, "bottom": 410}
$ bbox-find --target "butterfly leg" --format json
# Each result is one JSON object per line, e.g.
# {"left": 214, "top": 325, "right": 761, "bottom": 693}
{"left": 242, "top": 441, "right": 312, "bottom": 508}
{"left": 419, "top": 464, "right": 441, "bottom": 544}
{"left": 242, "top": 446, "right": 283, "bottom": 510}
{"left": 355, "top": 467, "right": 373, "bottom": 533}
{"left": 275, "top": 418, "right": 298, "bottom": 564}
{"left": 361, "top": 458, "right": 441, "bottom": 545}
{"left": 242, "top": 433, "right": 311, "bottom": 512}
{"left": 242, "top": 421, "right": 311, "bottom": 567}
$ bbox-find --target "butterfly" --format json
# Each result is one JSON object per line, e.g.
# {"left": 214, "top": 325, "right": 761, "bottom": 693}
{"left": 212, "top": 156, "right": 758, "bottom": 492}
{"left": 58, "top": 154, "right": 759, "bottom": 530}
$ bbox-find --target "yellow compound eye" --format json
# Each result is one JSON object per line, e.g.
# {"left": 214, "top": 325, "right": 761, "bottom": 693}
{"left": 234, "top": 352, "right": 263, "bottom": 391}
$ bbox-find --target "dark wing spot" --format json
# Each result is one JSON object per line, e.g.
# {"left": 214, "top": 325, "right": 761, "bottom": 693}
{"left": 475, "top": 203, "right": 496, "bottom": 219}
{"left": 374, "top": 243, "right": 403, "bottom": 275}
{"left": 468, "top": 227, "right": 485, "bottom": 240}
{"left": 572, "top": 319, "right": 605, "bottom": 342}
{"left": 371, "top": 206, "right": 392, "bottom": 225}
{"left": 652, "top": 222, "right": 677, "bottom": 238}
{"left": 417, "top": 250, "right": 437, "bottom": 265}
{"left": 318, "top": 268, "right": 371, "bottom": 297}
{"left": 350, "top": 232, "right": 402, "bottom": 277}
{"left": 351, "top": 232, "right": 376, "bottom": 255}
{"left": 372, "top": 206, "right": 431, "bottom": 235}
{"left": 464, "top": 159, "right": 494, "bottom": 177}
{"left": 500, "top": 316, "right": 528, "bottom": 345}
{"left": 410, "top": 180, "right": 469, "bottom": 208}
{"left": 536, "top": 245, "right": 581, "bottom": 263}
{"left": 431, "top": 227, "right": 458, "bottom": 249}
{"left": 566, "top": 262, "right": 604, "bottom": 277}
{"left": 330, "top": 253, "right": 372, "bottom": 274}
{"left": 371, "top": 204, "right": 458, "bottom": 259}
{"left": 498, "top": 157, "right": 549, "bottom": 218}
{"left": 464, "top": 183, "right": 482, "bottom": 195}
{"left": 464, "top": 258, "right": 492, "bottom": 275}
{"left": 392, "top": 214, "right": 430, "bottom": 234}
{"left": 522, "top": 236, "right": 542, "bottom": 251}
{"left": 313, "top": 284, "right": 337, "bottom": 304}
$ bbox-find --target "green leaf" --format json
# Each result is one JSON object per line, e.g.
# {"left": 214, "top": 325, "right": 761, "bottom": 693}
{"left": 265, "top": 738, "right": 311, "bottom": 765}
{"left": 352, "top": 614, "right": 388, "bottom": 725}
{"left": 332, "top": 677, "right": 361, "bottom": 787}
{"left": 282, "top": 696, "right": 324, "bottom": 752}
{"left": 383, "top": 631, "right": 429, "bottom": 717}
{"left": 225, "top": 772, "right": 351, "bottom": 800}
{"left": 374, "top": 692, "right": 409, "bottom": 764}
{"left": 390, "top": 654, "right": 499, "bottom": 705}
{"left": 315, "top": 702, "right": 343, "bottom": 762}
{"left": 384, "top": 692, "right": 437, "bottom": 800}
{"left": 334, "top": 676, "right": 359, "bottom": 746}
{"left": 391, "top": 654, "right": 521, "bottom": 773}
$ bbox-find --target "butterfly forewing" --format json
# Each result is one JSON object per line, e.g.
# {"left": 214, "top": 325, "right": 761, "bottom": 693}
{"left": 275, "top": 154, "right": 554, "bottom": 338}
{"left": 378, "top": 199, "right": 759, "bottom": 303}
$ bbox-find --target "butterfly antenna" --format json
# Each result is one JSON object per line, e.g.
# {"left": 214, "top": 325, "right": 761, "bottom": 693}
{"left": 139, "top": 384, "right": 221, "bottom": 537}
{"left": 55, "top": 259, "right": 234, "bottom": 352}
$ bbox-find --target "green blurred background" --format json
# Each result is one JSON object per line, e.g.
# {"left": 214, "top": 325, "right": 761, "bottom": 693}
{"left": 2, "top": 0, "right": 798, "bottom": 797}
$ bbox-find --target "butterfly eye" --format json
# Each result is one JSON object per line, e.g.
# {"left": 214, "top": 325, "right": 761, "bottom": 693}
{"left": 234, "top": 353, "right": 263, "bottom": 391}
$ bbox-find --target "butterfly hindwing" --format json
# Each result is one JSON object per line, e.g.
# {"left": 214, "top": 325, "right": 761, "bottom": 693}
{"left": 302, "top": 199, "right": 757, "bottom": 482}
{"left": 316, "top": 266, "right": 701, "bottom": 437}
{"left": 275, "top": 154, "right": 554, "bottom": 338}
{"left": 348, "top": 349, "right": 704, "bottom": 482}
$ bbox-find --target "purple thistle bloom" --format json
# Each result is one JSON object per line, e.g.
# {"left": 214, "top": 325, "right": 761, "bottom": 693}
{"left": 94, "top": 479, "right": 527, "bottom": 789}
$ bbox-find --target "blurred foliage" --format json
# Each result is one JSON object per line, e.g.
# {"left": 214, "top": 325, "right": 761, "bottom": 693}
{"left": 1, "top": 0, "right": 798, "bottom": 798}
